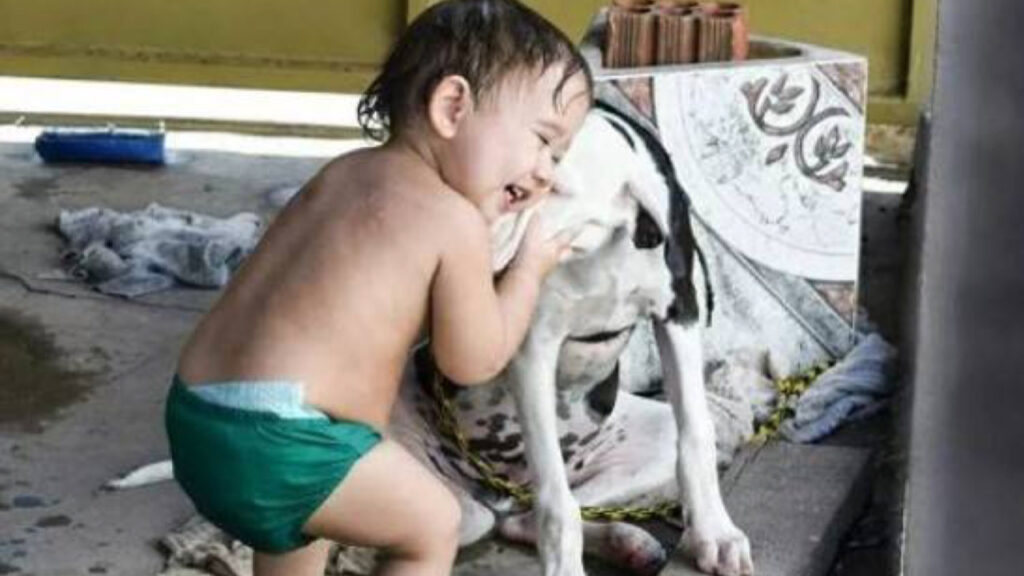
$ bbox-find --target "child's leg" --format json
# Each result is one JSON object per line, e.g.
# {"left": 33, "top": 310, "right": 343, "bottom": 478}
{"left": 300, "top": 439, "right": 462, "bottom": 576}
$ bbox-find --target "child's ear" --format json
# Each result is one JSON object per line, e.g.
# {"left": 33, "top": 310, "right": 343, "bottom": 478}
{"left": 427, "top": 75, "right": 474, "bottom": 139}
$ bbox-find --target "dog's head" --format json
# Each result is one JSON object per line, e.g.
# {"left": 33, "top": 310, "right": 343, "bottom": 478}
{"left": 490, "top": 103, "right": 711, "bottom": 327}
{"left": 490, "top": 109, "right": 669, "bottom": 270}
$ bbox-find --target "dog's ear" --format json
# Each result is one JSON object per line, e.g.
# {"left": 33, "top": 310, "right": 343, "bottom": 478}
{"left": 622, "top": 164, "right": 670, "bottom": 243}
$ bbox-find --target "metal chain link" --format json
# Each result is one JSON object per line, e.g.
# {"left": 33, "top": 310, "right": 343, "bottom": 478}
{"left": 754, "top": 362, "right": 834, "bottom": 440}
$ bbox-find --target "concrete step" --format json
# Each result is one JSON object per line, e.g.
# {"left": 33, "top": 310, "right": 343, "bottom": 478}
{"left": 453, "top": 440, "right": 873, "bottom": 576}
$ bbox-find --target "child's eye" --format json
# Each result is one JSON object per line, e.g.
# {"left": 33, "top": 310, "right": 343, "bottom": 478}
{"left": 536, "top": 133, "right": 552, "bottom": 147}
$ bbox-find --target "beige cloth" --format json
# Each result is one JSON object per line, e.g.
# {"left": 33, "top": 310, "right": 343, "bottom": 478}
{"left": 158, "top": 515, "right": 378, "bottom": 576}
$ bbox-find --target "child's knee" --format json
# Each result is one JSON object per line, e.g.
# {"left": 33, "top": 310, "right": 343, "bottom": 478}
{"left": 421, "top": 481, "right": 462, "bottom": 537}
{"left": 436, "top": 487, "right": 462, "bottom": 537}
{"left": 407, "top": 484, "right": 461, "bottom": 553}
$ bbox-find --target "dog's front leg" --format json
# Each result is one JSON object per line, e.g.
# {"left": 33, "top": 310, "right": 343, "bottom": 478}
{"left": 509, "top": 331, "right": 586, "bottom": 576}
{"left": 654, "top": 321, "right": 753, "bottom": 576}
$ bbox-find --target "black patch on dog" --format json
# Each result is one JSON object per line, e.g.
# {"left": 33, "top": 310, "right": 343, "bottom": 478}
{"left": 578, "top": 428, "right": 601, "bottom": 447}
{"left": 604, "top": 116, "right": 637, "bottom": 150}
{"left": 596, "top": 101, "right": 715, "bottom": 327}
{"left": 475, "top": 447, "right": 525, "bottom": 466}
{"left": 633, "top": 206, "right": 665, "bottom": 249}
{"left": 560, "top": 433, "right": 578, "bottom": 461}
{"left": 571, "top": 326, "right": 632, "bottom": 344}
{"left": 630, "top": 376, "right": 666, "bottom": 399}
{"left": 440, "top": 443, "right": 461, "bottom": 461}
{"left": 560, "top": 433, "right": 580, "bottom": 450}
{"left": 586, "top": 363, "right": 619, "bottom": 421}
{"left": 427, "top": 452, "right": 449, "bottom": 475}
{"left": 485, "top": 412, "right": 510, "bottom": 434}
{"left": 469, "top": 434, "right": 523, "bottom": 457}
{"left": 487, "top": 385, "right": 506, "bottom": 407}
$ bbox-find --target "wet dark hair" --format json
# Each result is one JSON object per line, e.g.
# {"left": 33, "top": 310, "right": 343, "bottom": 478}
{"left": 357, "top": 0, "right": 594, "bottom": 141}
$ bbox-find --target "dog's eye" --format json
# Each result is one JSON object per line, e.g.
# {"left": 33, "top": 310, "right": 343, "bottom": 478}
{"left": 633, "top": 208, "right": 664, "bottom": 250}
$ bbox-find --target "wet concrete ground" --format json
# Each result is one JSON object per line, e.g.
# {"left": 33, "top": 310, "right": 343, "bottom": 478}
{"left": 0, "top": 140, "right": 326, "bottom": 575}
{"left": 0, "top": 132, "right": 911, "bottom": 576}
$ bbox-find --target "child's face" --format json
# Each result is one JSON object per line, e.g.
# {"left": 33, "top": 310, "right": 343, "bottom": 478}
{"left": 445, "top": 66, "right": 590, "bottom": 223}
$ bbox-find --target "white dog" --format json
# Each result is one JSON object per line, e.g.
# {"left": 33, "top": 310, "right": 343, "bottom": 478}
{"left": 390, "top": 103, "right": 753, "bottom": 576}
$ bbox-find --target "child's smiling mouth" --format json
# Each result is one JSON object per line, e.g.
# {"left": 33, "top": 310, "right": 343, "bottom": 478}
{"left": 504, "top": 184, "right": 529, "bottom": 209}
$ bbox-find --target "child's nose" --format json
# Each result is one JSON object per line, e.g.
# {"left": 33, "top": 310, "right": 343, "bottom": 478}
{"left": 533, "top": 149, "right": 555, "bottom": 189}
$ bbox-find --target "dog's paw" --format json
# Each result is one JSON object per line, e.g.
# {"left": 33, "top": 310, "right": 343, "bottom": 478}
{"left": 543, "top": 558, "right": 588, "bottom": 576}
{"left": 681, "top": 521, "right": 753, "bottom": 576}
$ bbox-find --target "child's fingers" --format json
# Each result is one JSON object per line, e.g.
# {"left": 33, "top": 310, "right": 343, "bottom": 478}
{"left": 552, "top": 228, "right": 575, "bottom": 243}
{"left": 552, "top": 224, "right": 586, "bottom": 247}
{"left": 522, "top": 212, "right": 543, "bottom": 237}
{"left": 552, "top": 228, "right": 579, "bottom": 263}
{"left": 514, "top": 214, "right": 542, "bottom": 249}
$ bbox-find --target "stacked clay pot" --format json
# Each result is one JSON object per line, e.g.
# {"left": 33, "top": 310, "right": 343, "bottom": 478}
{"left": 605, "top": 0, "right": 749, "bottom": 68}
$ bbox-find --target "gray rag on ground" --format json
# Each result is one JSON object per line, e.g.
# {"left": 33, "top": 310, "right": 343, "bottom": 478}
{"left": 56, "top": 203, "right": 262, "bottom": 297}
{"left": 159, "top": 516, "right": 376, "bottom": 576}
{"left": 780, "top": 333, "right": 898, "bottom": 443}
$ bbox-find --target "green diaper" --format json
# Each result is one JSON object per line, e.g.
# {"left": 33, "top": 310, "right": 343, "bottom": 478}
{"left": 165, "top": 376, "right": 381, "bottom": 553}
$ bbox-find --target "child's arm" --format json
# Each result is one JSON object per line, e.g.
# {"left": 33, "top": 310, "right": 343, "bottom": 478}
{"left": 430, "top": 205, "right": 565, "bottom": 385}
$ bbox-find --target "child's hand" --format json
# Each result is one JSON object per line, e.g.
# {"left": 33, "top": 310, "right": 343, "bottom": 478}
{"left": 510, "top": 214, "right": 574, "bottom": 279}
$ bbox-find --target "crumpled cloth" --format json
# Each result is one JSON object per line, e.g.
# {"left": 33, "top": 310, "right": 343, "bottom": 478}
{"left": 159, "top": 515, "right": 378, "bottom": 576}
{"left": 703, "top": 348, "right": 778, "bottom": 466}
{"left": 780, "top": 333, "right": 898, "bottom": 443}
{"left": 55, "top": 203, "right": 261, "bottom": 297}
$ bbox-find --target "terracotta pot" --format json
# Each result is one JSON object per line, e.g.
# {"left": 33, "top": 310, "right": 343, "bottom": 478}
{"left": 655, "top": 0, "right": 696, "bottom": 7}
{"left": 605, "top": 0, "right": 747, "bottom": 67}
{"left": 655, "top": 5, "right": 699, "bottom": 64}
{"left": 605, "top": 5, "right": 658, "bottom": 68}
{"left": 612, "top": 0, "right": 656, "bottom": 8}
{"left": 654, "top": 0, "right": 699, "bottom": 8}
{"left": 695, "top": 2, "right": 749, "bottom": 62}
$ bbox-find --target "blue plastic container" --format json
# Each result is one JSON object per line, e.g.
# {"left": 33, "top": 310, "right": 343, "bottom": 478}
{"left": 34, "top": 128, "right": 166, "bottom": 165}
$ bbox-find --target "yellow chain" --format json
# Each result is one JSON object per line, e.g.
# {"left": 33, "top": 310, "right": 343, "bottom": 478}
{"left": 753, "top": 362, "right": 834, "bottom": 441}
{"left": 430, "top": 371, "right": 681, "bottom": 523}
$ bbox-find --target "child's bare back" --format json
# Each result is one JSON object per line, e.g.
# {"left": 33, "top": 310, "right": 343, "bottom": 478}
{"left": 178, "top": 146, "right": 481, "bottom": 429}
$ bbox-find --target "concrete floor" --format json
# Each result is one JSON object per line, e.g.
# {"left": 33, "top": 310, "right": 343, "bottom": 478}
{"left": 0, "top": 142, "right": 326, "bottom": 575}
{"left": 0, "top": 134, "right": 911, "bottom": 576}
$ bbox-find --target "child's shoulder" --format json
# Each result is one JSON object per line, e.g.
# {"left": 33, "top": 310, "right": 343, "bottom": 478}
{"left": 313, "top": 147, "right": 488, "bottom": 246}
{"left": 354, "top": 148, "right": 486, "bottom": 229}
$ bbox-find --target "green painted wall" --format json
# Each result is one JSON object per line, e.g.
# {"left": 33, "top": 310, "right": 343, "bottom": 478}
{"left": 745, "top": 0, "right": 911, "bottom": 95}
{"left": 0, "top": 0, "right": 406, "bottom": 92}
{"left": 0, "top": 0, "right": 934, "bottom": 125}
